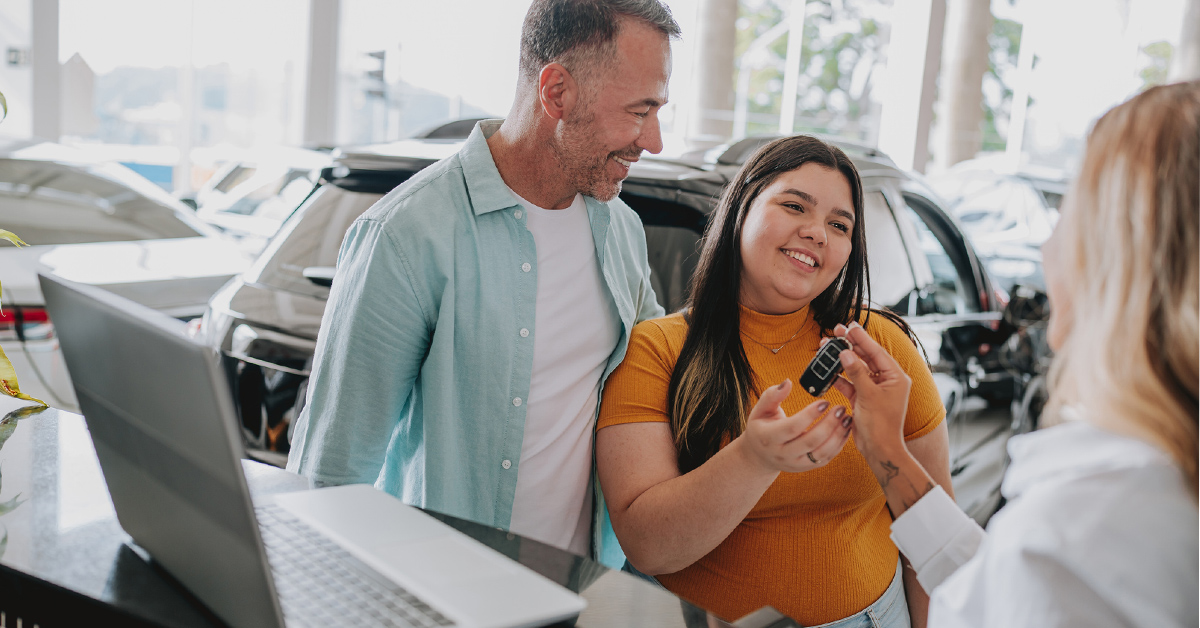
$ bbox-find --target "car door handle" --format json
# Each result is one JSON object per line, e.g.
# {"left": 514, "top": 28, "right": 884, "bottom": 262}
{"left": 302, "top": 266, "right": 335, "bottom": 288}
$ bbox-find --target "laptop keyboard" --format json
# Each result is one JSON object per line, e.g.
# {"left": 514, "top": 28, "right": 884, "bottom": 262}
{"left": 257, "top": 504, "right": 456, "bottom": 628}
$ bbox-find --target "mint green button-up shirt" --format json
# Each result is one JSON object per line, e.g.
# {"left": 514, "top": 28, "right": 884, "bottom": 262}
{"left": 287, "top": 121, "right": 664, "bottom": 561}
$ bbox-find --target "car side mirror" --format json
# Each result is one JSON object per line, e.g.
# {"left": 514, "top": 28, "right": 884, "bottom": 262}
{"left": 302, "top": 266, "right": 335, "bottom": 288}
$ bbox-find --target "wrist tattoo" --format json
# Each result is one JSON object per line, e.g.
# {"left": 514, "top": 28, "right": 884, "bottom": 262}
{"left": 880, "top": 460, "right": 900, "bottom": 487}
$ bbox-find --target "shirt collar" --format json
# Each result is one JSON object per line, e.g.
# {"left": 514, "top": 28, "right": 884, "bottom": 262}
{"left": 1001, "top": 409, "right": 1175, "bottom": 500}
{"left": 459, "top": 119, "right": 522, "bottom": 216}
{"left": 459, "top": 120, "right": 618, "bottom": 222}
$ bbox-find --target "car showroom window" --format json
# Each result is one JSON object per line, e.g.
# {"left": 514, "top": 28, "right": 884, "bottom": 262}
{"left": 861, "top": 189, "right": 917, "bottom": 313}
{"left": 897, "top": 198, "right": 970, "bottom": 316}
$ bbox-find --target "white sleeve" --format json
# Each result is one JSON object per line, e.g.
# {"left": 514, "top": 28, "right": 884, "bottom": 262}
{"left": 927, "top": 529, "right": 1133, "bottom": 628}
{"left": 889, "top": 485, "right": 987, "bottom": 592}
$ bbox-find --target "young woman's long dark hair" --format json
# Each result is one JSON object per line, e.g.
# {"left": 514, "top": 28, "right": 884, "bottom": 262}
{"left": 668, "top": 135, "right": 912, "bottom": 473}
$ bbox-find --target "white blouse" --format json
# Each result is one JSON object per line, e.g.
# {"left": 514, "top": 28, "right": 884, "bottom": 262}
{"left": 890, "top": 416, "right": 1198, "bottom": 627}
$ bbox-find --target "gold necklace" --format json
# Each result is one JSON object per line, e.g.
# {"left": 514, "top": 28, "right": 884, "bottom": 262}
{"left": 741, "top": 324, "right": 806, "bottom": 354}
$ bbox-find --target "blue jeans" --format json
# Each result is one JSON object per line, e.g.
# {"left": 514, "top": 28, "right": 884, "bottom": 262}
{"left": 622, "top": 558, "right": 911, "bottom": 628}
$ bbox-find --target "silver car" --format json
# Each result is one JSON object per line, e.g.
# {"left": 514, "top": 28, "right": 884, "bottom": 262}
{"left": 0, "top": 140, "right": 254, "bottom": 409}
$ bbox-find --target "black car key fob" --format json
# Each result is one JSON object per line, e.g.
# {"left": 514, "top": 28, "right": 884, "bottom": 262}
{"left": 800, "top": 337, "right": 851, "bottom": 397}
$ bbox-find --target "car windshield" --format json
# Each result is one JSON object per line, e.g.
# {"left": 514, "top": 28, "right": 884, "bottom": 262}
{"left": 0, "top": 159, "right": 208, "bottom": 245}
{"left": 220, "top": 168, "right": 318, "bottom": 218}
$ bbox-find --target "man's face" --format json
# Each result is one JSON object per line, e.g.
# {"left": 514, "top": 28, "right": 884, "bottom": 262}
{"left": 555, "top": 20, "right": 671, "bottom": 201}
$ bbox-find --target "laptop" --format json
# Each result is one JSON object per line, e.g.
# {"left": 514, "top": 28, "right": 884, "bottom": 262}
{"left": 39, "top": 272, "right": 586, "bottom": 628}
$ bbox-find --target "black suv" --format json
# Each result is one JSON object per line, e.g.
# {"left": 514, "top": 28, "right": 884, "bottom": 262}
{"left": 200, "top": 134, "right": 1041, "bottom": 523}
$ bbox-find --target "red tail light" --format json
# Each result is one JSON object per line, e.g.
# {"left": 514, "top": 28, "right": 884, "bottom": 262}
{"left": 0, "top": 306, "right": 54, "bottom": 341}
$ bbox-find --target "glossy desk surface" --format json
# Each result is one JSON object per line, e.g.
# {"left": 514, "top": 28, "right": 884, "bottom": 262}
{"left": 0, "top": 396, "right": 737, "bottom": 628}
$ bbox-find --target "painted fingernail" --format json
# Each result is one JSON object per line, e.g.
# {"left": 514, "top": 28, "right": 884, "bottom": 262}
{"left": 833, "top": 406, "right": 846, "bottom": 419}
{"left": 849, "top": 321, "right": 863, "bottom": 330}
{"left": 817, "top": 400, "right": 830, "bottom": 412}
{"left": 842, "top": 416, "right": 853, "bottom": 428}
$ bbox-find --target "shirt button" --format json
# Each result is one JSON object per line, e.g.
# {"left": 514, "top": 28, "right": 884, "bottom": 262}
{"left": 521, "top": 262, "right": 531, "bottom": 272}
{"left": 519, "top": 328, "right": 529, "bottom": 337}
{"left": 512, "top": 397, "right": 522, "bottom": 407}
{"left": 514, "top": 209, "right": 523, "bottom": 219}
{"left": 502, "top": 459, "right": 512, "bottom": 469}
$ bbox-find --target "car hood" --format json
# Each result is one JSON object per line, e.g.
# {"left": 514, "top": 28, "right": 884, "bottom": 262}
{"left": 0, "top": 237, "right": 254, "bottom": 316}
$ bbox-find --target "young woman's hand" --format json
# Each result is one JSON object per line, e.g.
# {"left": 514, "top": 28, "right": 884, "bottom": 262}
{"left": 737, "top": 378, "right": 853, "bottom": 474}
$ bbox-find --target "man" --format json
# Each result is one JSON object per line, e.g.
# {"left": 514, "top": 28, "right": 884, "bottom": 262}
{"left": 287, "top": 0, "right": 678, "bottom": 561}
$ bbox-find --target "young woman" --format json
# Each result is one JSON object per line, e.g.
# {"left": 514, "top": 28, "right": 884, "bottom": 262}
{"left": 836, "top": 81, "right": 1198, "bottom": 627}
{"left": 596, "top": 135, "right": 953, "bottom": 627}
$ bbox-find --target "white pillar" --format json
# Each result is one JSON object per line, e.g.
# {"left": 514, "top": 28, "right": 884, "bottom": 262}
{"left": 934, "top": 0, "right": 992, "bottom": 170}
{"left": 30, "top": 0, "right": 59, "bottom": 141}
{"left": 778, "top": 0, "right": 808, "bottom": 135}
{"left": 876, "top": 0, "right": 946, "bottom": 173}
{"left": 304, "top": 0, "right": 341, "bottom": 148}
{"left": 687, "top": 0, "right": 737, "bottom": 149}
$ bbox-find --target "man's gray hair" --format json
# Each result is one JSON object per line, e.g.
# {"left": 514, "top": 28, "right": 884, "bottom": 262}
{"left": 518, "top": 0, "right": 681, "bottom": 83}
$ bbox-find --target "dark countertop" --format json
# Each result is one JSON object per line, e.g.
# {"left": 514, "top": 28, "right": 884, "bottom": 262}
{"left": 0, "top": 396, "right": 737, "bottom": 628}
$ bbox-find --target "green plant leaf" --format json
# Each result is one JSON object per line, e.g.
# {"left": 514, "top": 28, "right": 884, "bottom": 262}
{"left": 0, "top": 230, "right": 27, "bottom": 248}
{"left": 0, "top": 91, "right": 6, "bottom": 124}
{"left": 0, "top": 226, "right": 45, "bottom": 407}
{"left": 0, "top": 422, "right": 16, "bottom": 458}
{"left": 0, "top": 344, "right": 47, "bottom": 407}
{"left": 0, "top": 493, "right": 24, "bottom": 516}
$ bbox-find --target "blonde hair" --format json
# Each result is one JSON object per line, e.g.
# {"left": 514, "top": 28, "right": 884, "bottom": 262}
{"left": 1046, "top": 81, "right": 1199, "bottom": 498}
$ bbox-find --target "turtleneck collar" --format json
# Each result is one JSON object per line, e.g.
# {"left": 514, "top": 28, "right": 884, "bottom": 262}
{"left": 737, "top": 303, "right": 817, "bottom": 344}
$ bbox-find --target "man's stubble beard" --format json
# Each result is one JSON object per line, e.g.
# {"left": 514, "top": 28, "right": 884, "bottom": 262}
{"left": 552, "top": 107, "right": 631, "bottom": 202}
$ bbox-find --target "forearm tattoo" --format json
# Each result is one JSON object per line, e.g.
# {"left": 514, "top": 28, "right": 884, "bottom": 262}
{"left": 877, "top": 458, "right": 936, "bottom": 510}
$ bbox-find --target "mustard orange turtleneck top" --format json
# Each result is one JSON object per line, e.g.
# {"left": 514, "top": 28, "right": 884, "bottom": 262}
{"left": 596, "top": 305, "right": 945, "bottom": 624}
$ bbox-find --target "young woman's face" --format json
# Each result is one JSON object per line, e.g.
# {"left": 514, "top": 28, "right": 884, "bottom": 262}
{"left": 738, "top": 163, "right": 856, "bottom": 315}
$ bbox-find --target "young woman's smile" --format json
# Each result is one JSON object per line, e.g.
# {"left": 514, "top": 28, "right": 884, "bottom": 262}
{"left": 738, "top": 163, "right": 856, "bottom": 314}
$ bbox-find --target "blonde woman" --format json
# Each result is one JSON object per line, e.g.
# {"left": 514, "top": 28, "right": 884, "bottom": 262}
{"left": 834, "top": 80, "right": 1198, "bottom": 626}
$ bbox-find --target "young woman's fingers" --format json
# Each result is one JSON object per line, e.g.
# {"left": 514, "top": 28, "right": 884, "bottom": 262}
{"left": 780, "top": 402, "right": 843, "bottom": 446}
{"left": 748, "top": 378, "right": 793, "bottom": 423}
{"left": 802, "top": 415, "right": 853, "bottom": 466}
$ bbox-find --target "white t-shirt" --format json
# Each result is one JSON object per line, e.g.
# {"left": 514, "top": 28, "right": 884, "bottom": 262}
{"left": 506, "top": 190, "right": 619, "bottom": 555}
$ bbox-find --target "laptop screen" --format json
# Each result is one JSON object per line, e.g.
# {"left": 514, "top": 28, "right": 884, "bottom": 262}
{"left": 39, "top": 272, "right": 286, "bottom": 628}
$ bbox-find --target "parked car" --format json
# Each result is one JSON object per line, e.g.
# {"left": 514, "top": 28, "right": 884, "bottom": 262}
{"left": 200, "top": 134, "right": 1043, "bottom": 523}
{"left": 186, "top": 147, "right": 331, "bottom": 252}
{"left": 179, "top": 124, "right": 483, "bottom": 257}
{"left": 925, "top": 158, "right": 1069, "bottom": 295}
{"left": 0, "top": 140, "right": 255, "bottom": 410}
